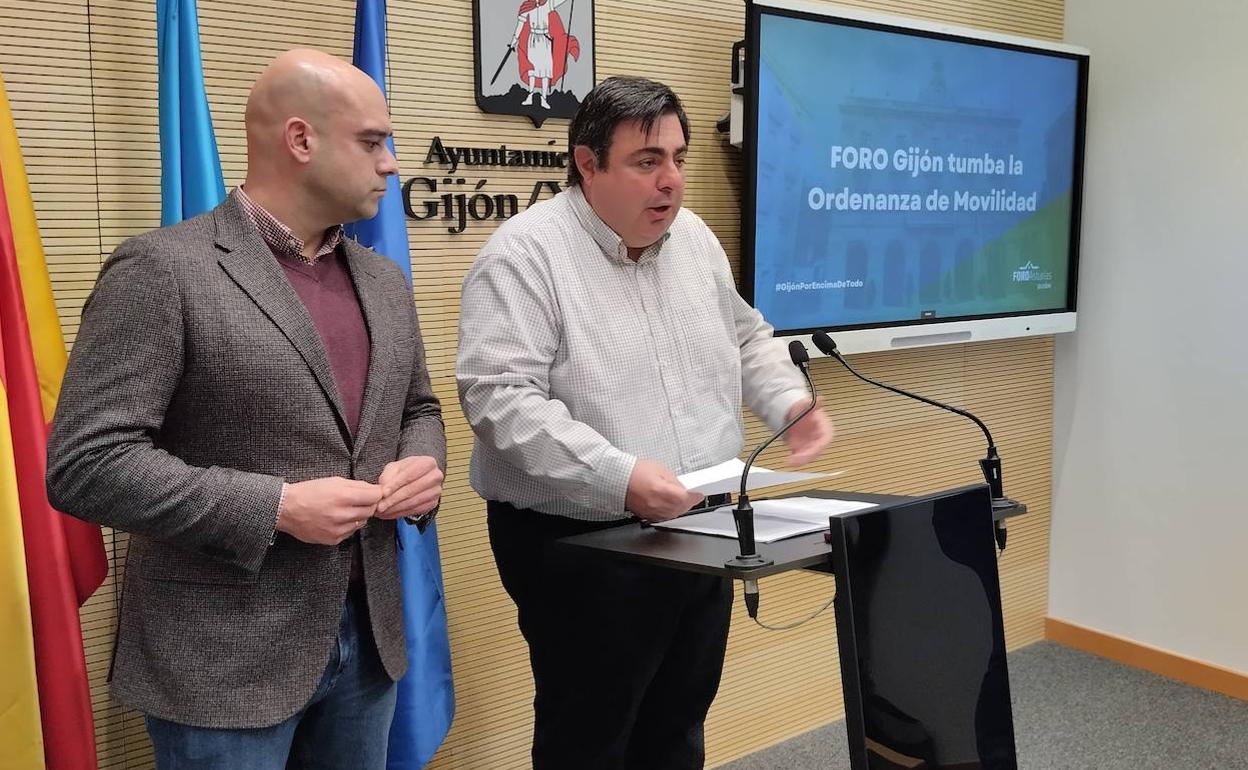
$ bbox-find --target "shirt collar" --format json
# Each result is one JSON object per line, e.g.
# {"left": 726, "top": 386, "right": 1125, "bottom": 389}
{"left": 566, "top": 184, "right": 671, "bottom": 264}
{"left": 235, "top": 186, "right": 344, "bottom": 264}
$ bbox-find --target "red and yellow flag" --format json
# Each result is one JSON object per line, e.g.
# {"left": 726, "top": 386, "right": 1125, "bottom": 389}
{"left": 0, "top": 71, "right": 105, "bottom": 770}
{"left": 0, "top": 342, "right": 44, "bottom": 769}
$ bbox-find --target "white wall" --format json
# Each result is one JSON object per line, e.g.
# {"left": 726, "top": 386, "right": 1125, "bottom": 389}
{"left": 1053, "top": 0, "right": 1248, "bottom": 672}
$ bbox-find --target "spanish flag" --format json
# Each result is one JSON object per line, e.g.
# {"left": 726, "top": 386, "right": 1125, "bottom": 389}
{"left": 0, "top": 71, "right": 106, "bottom": 770}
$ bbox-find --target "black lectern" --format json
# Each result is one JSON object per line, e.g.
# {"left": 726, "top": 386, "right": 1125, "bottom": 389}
{"left": 557, "top": 485, "right": 1023, "bottom": 769}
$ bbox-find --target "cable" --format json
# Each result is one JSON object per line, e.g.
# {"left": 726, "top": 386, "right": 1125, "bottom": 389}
{"left": 749, "top": 582, "right": 837, "bottom": 631}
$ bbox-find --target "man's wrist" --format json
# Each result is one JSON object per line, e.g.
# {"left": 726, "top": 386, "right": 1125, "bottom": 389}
{"left": 405, "top": 501, "right": 441, "bottom": 532}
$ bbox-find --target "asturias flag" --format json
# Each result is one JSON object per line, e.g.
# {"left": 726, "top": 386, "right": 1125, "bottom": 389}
{"left": 157, "top": 0, "right": 226, "bottom": 225}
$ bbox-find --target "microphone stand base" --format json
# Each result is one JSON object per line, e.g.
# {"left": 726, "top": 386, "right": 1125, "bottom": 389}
{"left": 725, "top": 553, "right": 773, "bottom": 571}
{"left": 990, "top": 495, "right": 1024, "bottom": 513}
{"left": 989, "top": 496, "right": 1021, "bottom": 552}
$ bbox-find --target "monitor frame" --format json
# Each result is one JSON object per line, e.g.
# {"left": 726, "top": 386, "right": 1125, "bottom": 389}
{"left": 742, "top": 0, "right": 1090, "bottom": 355}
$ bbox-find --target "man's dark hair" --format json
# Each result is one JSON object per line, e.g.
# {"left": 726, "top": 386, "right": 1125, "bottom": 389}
{"left": 566, "top": 76, "right": 691, "bottom": 186}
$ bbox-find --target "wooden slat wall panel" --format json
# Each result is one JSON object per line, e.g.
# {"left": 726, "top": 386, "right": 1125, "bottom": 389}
{"left": 0, "top": 0, "right": 1063, "bottom": 767}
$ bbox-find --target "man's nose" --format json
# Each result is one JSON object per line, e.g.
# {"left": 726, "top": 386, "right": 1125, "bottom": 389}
{"left": 656, "top": 158, "right": 683, "bottom": 191}
{"left": 379, "top": 145, "right": 399, "bottom": 176}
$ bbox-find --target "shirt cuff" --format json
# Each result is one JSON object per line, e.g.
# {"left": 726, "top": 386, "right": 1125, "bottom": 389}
{"left": 765, "top": 388, "right": 812, "bottom": 433}
{"left": 269, "top": 482, "right": 287, "bottom": 547}
{"left": 596, "top": 451, "right": 638, "bottom": 514}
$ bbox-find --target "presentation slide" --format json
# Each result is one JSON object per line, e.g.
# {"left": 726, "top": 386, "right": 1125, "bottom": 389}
{"left": 751, "top": 13, "right": 1081, "bottom": 333}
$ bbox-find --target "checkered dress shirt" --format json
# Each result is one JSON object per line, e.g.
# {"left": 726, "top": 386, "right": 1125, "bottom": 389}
{"left": 457, "top": 185, "right": 808, "bottom": 521}
{"left": 236, "top": 186, "right": 344, "bottom": 263}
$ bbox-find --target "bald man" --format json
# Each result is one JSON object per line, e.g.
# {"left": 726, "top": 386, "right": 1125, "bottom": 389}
{"left": 47, "top": 49, "right": 446, "bottom": 769}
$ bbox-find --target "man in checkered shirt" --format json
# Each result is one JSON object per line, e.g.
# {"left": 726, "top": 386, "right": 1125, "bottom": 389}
{"left": 457, "top": 76, "right": 834, "bottom": 770}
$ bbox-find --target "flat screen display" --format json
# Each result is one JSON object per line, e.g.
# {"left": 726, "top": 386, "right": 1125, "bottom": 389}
{"left": 744, "top": 1, "right": 1088, "bottom": 349}
{"left": 828, "top": 485, "right": 1017, "bottom": 769}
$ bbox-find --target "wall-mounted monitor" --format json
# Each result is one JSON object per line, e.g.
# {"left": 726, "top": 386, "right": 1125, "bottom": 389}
{"left": 742, "top": 0, "right": 1089, "bottom": 354}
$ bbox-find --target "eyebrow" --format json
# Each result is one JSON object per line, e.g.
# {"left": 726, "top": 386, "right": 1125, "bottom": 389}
{"left": 631, "top": 144, "right": 689, "bottom": 158}
{"left": 358, "top": 129, "right": 393, "bottom": 140}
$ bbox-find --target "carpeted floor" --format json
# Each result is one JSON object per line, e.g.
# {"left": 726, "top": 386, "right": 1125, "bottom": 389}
{"left": 717, "top": 641, "right": 1248, "bottom": 769}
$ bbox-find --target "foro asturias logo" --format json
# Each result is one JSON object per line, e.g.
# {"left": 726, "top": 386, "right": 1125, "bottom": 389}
{"left": 1012, "top": 261, "right": 1052, "bottom": 283}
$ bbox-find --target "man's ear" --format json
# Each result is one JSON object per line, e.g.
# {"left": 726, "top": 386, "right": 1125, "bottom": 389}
{"left": 573, "top": 145, "right": 599, "bottom": 184}
{"left": 285, "top": 117, "right": 314, "bottom": 165}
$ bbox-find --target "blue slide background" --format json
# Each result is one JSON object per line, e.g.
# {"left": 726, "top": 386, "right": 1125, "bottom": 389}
{"left": 752, "top": 13, "right": 1080, "bottom": 332}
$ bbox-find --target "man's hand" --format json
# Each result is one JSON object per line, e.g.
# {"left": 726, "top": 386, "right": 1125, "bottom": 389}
{"left": 376, "top": 456, "right": 444, "bottom": 521}
{"left": 277, "top": 477, "right": 383, "bottom": 545}
{"left": 783, "top": 397, "right": 835, "bottom": 467}
{"left": 625, "top": 459, "right": 703, "bottom": 523}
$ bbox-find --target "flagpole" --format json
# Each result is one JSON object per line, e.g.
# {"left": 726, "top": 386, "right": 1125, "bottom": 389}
{"left": 557, "top": 0, "right": 576, "bottom": 93}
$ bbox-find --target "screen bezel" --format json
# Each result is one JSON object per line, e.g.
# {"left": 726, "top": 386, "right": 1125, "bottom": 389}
{"left": 742, "top": 0, "right": 1090, "bottom": 353}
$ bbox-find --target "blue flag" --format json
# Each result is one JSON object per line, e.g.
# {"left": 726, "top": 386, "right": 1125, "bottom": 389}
{"left": 345, "top": 0, "right": 412, "bottom": 283}
{"left": 348, "top": 2, "right": 454, "bottom": 767}
{"left": 156, "top": 0, "right": 225, "bottom": 226}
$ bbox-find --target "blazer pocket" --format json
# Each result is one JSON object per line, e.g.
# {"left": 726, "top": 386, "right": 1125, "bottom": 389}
{"left": 140, "top": 548, "right": 260, "bottom": 586}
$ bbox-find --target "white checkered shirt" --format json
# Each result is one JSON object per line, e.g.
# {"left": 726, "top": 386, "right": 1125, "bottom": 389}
{"left": 457, "top": 185, "right": 809, "bottom": 521}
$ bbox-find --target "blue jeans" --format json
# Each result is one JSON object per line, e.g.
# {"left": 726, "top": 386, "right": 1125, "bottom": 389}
{"left": 145, "top": 588, "right": 397, "bottom": 770}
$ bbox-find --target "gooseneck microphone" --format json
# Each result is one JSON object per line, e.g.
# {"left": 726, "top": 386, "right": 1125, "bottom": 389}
{"left": 728, "top": 339, "right": 818, "bottom": 618}
{"left": 811, "top": 331, "right": 1016, "bottom": 547}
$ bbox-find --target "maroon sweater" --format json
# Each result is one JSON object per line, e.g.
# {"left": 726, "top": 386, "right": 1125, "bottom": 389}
{"left": 274, "top": 251, "right": 370, "bottom": 439}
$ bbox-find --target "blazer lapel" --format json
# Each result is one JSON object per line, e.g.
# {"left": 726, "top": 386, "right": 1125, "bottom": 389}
{"left": 213, "top": 194, "right": 352, "bottom": 443}
{"left": 343, "top": 240, "right": 394, "bottom": 457}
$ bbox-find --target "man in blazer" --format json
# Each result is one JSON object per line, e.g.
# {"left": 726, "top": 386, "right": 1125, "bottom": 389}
{"left": 45, "top": 50, "right": 445, "bottom": 769}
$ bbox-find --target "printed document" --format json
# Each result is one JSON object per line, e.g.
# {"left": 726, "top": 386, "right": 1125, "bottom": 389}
{"left": 676, "top": 458, "right": 836, "bottom": 497}
{"left": 652, "top": 496, "right": 877, "bottom": 543}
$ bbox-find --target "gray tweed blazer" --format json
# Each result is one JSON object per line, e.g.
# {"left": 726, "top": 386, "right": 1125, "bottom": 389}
{"left": 46, "top": 192, "right": 446, "bottom": 728}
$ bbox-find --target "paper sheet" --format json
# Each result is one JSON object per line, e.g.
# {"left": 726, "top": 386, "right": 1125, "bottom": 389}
{"left": 676, "top": 458, "right": 838, "bottom": 496}
{"left": 652, "top": 497, "right": 878, "bottom": 543}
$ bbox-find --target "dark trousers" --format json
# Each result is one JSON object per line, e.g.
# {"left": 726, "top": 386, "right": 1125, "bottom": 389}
{"left": 488, "top": 501, "right": 733, "bottom": 770}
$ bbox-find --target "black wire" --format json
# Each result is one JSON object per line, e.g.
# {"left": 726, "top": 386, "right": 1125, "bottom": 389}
{"left": 750, "top": 581, "right": 837, "bottom": 631}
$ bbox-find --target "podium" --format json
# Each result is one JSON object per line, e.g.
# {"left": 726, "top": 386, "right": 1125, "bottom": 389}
{"left": 558, "top": 484, "right": 1025, "bottom": 770}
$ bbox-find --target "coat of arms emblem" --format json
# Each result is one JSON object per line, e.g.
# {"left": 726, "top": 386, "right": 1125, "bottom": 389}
{"left": 474, "top": 0, "right": 595, "bottom": 127}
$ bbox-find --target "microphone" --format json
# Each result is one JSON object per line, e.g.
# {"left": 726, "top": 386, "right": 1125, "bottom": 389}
{"left": 811, "top": 331, "right": 1016, "bottom": 548}
{"left": 728, "top": 339, "right": 818, "bottom": 619}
